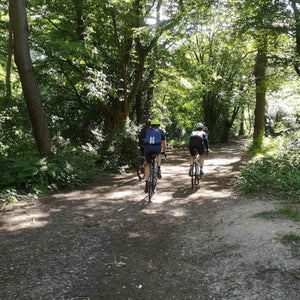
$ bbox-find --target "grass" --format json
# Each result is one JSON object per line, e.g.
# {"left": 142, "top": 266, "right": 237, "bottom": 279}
{"left": 280, "top": 234, "right": 300, "bottom": 242}
{"left": 255, "top": 205, "right": 300, "bottom": 221}
{"left": 279, "top": 206, "right": 300, "bottom": 221}
{"left": 289, "top": 269, "right": 300, "bottom": 279}
{"left": 255, "top": 211, "right": 277, "bottom": 219}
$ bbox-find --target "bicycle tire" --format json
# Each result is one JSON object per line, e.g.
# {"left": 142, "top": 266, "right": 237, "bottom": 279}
{"left": 191, "top": 163, "right": 195, "bottom": 188}
{"left": 148, "top": 169, "right": 153, "bottom": 202}
{"left": 137, "top": 165, "right": 145, "bottom": 180}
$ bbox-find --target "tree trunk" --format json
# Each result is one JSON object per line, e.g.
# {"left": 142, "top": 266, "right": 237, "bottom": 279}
{"left": 72, "top": 0, "right": 84, "bottom": 41}
{"left": 5, "top": 9, "right": 13, "bottom": 104}
{"left": 10, "top": 0, "right": 51, "bottom": 154}
{"left": 203, "top": 92, "right": 216, "bottom": 142}
{"left": 291, "top": 0, "right": 300, "bottom": 76}
{"left": 253, "top": 37, "right": 268, "bottom": 149}
{"left": 239, "top": 109, "right": 245, "bottom": 136}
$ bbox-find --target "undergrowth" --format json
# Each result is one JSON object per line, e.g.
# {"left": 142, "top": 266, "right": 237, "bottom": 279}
{"left": 236, "top": 134, "right": 300, "bottom": 200}
{"left": 0, "top": 122, "right": 140, "bottom": 205}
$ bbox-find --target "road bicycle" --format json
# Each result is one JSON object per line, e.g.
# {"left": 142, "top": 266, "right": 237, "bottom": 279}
{"left": 137, "top": 156, "right": 145, "bottom": 180}
{"left": 147, "top": 153, "right": 158, "bottom": 202}
{"left": 191, "top": 149, "right": 201, "bottom": 188}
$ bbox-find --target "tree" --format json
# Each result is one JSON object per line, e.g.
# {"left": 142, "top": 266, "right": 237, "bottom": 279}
{"left": 9, "top": 0, "right": 51, "bottom": 154}
{"left": 253, "top": 34, "right": 268, "bottom": 148}
{"left": 290, "top": 0, "right": 300, "bottom": 76}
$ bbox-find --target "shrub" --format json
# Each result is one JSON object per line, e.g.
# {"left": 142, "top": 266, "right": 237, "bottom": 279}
{"left": 236, "top": 135, "right": 300, "bottom": 199}
{"left": 97, "top": 121, "right": 140, "bottom": 172}
{"left": 0, "top": 146, "right": 100, "bottom": 195}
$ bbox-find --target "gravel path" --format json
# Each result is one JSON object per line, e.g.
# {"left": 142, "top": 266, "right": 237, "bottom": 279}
{"left": 1, "top": 140, "right": 300, "bottom": 299}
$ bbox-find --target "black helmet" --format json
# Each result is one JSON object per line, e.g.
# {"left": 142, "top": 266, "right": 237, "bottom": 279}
{"left": 195, "top": 123, "right": 204, "bottom": 130}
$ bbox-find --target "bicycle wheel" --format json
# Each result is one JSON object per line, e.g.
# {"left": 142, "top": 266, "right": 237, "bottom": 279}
{"left": 148, "top": 169, "right": 153, "bottom": 202}
{"left": 196, "top": 172, "right": 200, "bottom": 185}
{"left": 137, "top": 157, "right": 145, "bottom": 180}
{"left": 191, "top": 163, "right": 196, "bottom": 188}
{"left": 137, "top": 164, "right": 145, "bottom": 180}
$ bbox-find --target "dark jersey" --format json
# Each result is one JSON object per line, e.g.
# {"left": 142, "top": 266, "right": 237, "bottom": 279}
{"left": 189, "top": 130, "right": 208, "bottom": 155}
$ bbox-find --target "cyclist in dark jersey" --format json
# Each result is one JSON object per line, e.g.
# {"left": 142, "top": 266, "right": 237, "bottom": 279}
{"left": 189, "top": 123, "right": 209, "bottom": 176}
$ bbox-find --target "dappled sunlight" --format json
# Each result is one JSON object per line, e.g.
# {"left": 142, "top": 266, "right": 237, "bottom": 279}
{"left": 4, "top": 212, "right": 49, "bottom": 232}
{"left": 206, "top": 157, "right": 241, "bottom": 166}
{"left": 107, "top": 190, "right": 133, "bottom": 200}
{"left": 127, "top": 231, "right": 153, "bottom": 239}
{"left": 150, "top": 190, "right": 174, "bottom": 203}
{"left": 1, "top": 144, "right": 242, "bottom": 236}
{"left": 198, "top": 189, "right": 233, "bottom": 198}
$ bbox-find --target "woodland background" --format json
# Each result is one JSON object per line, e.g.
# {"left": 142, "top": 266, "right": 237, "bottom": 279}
{"left": 0, "top": 0, "right": 299, "bottom": 202}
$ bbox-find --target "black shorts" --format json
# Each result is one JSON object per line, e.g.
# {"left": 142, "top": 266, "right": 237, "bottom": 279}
{"left": 144, "top": 144, "right": 161, "bottom": 163}
{"left": 189, "top": 144, "right": 204, "bottom": 156}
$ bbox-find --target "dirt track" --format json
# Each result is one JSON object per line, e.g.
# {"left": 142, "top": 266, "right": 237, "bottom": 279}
{"left": 1, "top": 140, "right": 300, "bottom": 299}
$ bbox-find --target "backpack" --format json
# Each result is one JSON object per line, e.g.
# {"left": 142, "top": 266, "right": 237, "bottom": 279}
{"left": 144, "top": 128, "right": 162, "bottom": 145}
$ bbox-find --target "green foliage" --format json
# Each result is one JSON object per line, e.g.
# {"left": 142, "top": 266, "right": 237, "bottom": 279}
{"left": 278, "top": 206, "right": 300, "bottom": 221}
{"left": 0, "top": 189, "right": 19, "bottom": 205}
{"left": 0, "top": 145, "right": 100, "bottom": 195}
{"left": 281, "top": 234, "right": 300, "bottom": 242}
{"left": 255, "top": 210, "right": 277, "bottom": 219}
{"left": 255, "top": 205, "right": 300, "bottom": 221}
{"left": 236, "top": 135, "right": 300, "bottom": 199}
{"left": 96, "top": 122, "right": 140, "bottom": 172}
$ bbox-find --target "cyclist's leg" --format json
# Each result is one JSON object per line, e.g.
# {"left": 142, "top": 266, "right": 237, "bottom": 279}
{"left": 156, "top": 153, "right": 162, "bottom": 178}
{"left": 188, "top": 146, "right": 196, "bottom": 176}
{"left": 144, "top": 163, "right": 151, "bottom": 181}
{"left": 144, "top": 148, "right": 152, "bottom": 192}
{"left": 199, "top": 154, "right": 205, "bottom": 175}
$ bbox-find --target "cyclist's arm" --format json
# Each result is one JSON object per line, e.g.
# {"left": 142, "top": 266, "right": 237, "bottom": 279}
{"left": 161, "top": 140, "right": 167, "bottom": 153}
{"left": 160, "top": 130, "right": 167, "bottom": 153}
{"left": 204, "top": 133, "right": 209, "bottom": 150}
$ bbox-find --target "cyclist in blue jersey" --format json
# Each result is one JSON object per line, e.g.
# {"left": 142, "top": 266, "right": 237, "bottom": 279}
{"left": 141, "top": 119, "right": 166, "bottom": 192}
{"left": 138, "top": 119, "right": 151, "bottom": 156}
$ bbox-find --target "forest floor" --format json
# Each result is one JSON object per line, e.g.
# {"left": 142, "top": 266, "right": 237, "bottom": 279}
{"left": 1, "top": 139, "right": 300, "bottom": 300}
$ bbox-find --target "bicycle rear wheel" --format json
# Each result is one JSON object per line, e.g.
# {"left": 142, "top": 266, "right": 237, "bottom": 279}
{"left": 191, "top": 163, "right": 196, "bottom": 188}
{"left": 148, "top": 170, "right": 153, "bottom": 202}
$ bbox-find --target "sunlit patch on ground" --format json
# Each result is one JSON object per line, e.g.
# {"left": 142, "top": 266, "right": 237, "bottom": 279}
{"left": 108, "top": 190, "right": 133, "bottom": 200}
{"left": 207, "top": 157, "right": 241, "bottom": 166}
{"left": 4, "top": 212, "right": 49, "bottom": 231}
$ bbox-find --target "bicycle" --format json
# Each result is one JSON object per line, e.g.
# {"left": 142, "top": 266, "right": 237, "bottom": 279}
{"left": 137, "top": 156, "right": 145, "bottom": 180}
{"left": 191, "top": 149, "right": 201, "bottom": 188}
{"left": 147, "top": 153, "right": 158, "bottom": 202}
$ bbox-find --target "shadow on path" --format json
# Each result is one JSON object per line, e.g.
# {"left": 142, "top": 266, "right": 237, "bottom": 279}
{"left": 3, "top": 139, "right": 298, "bottom": 299}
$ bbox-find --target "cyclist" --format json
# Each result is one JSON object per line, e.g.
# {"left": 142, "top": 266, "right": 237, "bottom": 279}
{"left": 142, "top": 119, "right": 166, "bottom": 192}
{"left": 189, "top": 123, "right": 209, "bottom": 177}
{"left": 138, "top": 119, "right": 151, "bottom": 156}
